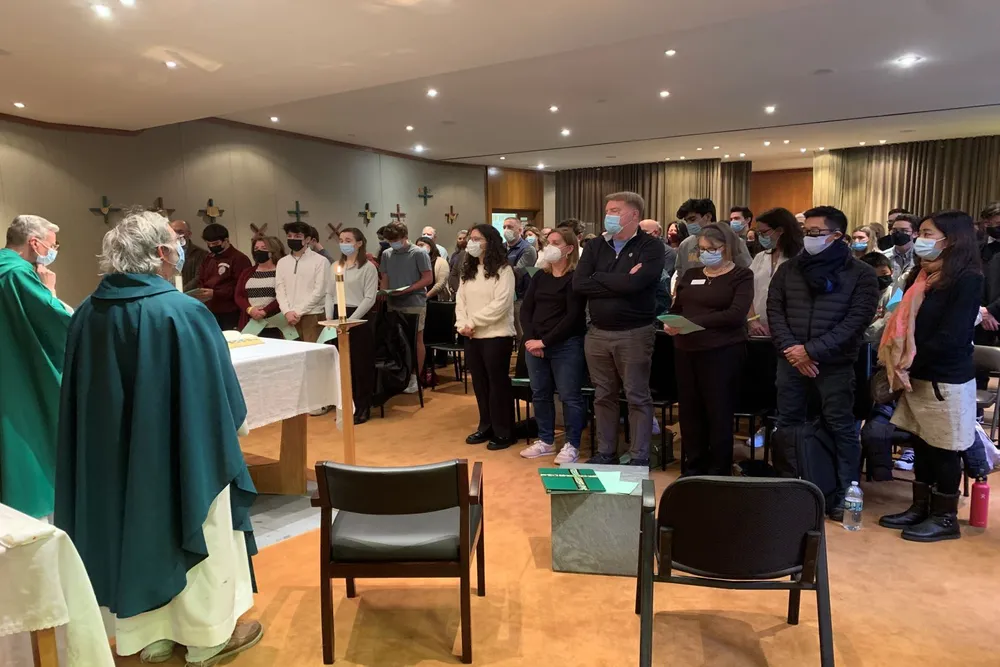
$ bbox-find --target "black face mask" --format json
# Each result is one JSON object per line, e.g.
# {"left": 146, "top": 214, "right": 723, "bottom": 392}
{"left": 287, "top": 239, "right": 304, "bottom": 252}
{"left": 877, "top": 275, "right": 893, "bottom": 292}
{"left": 987, "top": 227, "right": 1000, "bottom": 240}
{"left": 208, "top": 244, "right": 225, "bottom": 255}
{"left": 252, "top": 250, "right": 271, "bottom": 264}
{"left": 890, "top": 229, "right": 911, "bottom": 246}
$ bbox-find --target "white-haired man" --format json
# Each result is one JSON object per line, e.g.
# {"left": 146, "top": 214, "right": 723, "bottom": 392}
{"left": 421, "top": 225, "right": 448, "bottom": 259}
{"left": 55, "top": 211, "right": 263, "bottom": 666}
{"left": 0, "top": 214, "right": 72, "bottom": 518}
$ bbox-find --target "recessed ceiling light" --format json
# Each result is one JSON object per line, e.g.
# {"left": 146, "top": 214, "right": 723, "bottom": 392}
{"left": 783, "top": 139, "right": 790, "bottom": 144}
{"left": 800, "top": 148, "right": 807, "bottom": 153}
{"left": 659, "top": 90, "right": 670, "bottom": 98}
{"left": 893, "top": 53, "right": 924, "bottom": 68}
{"left": 119, "top": 0, "right": 135, "bottom": 6}
{"left": 818, "top": 146, "right": 825, "bottom": 151}
{"left": 764, "top": 105, "right": 776, "bottom": 114}
{"left": 561, "top": 128, "right": 571, "bottom": 137}
{"left": 879, "top": 139, "right": 887, "bottom": 144}
{"left": 665, "top": 157, "right": 671, "bottom": 161}
{"left": 414, "top": 144, "right": 426, "bottom": 153}
{"left": 536, "top": 163, "right": 545, "bottom": 170}
{"left": 859, "top": 141, "right": 866, "bottom": 146}
{"left": 723, "top": 154, "right": 730, "bottom": 158}
{"left": 405, "top": 125, "right": 414, "bottom": 131}
{"left": 739, "top": 152, "right": 746, "bottom": 157}
{"left": 13, "top": 102, "right": 25, "bottom": 109}
{"left": 763, "top": 141, "right": 771, "bottom": 147}
{"left": 712, "top": 146, "right": 720, "bottom": 150}
{"left": 269, "top": 116, "right": 279, "bottom": 123}
{"left": 679, "top": 156, "right": 686, "bottom": 160}
{"left": 664, "top": 49, "right": 677, "bottom": 57}
{"left": 426, "top": 88, "right": 438, "bottom": 98}
{"left": 165, "top": 61, "right": 177, "bottom": 69}
{"left": 92, "top": 4, "right": 113, "bottom": 18}
{"left": 549, "top": 105, "right": 559, "bottom": 113}
{"left": 499, "top": 156, "right": 506, "bottom": 160}
{"left": 696, "top": 147, "right": 702, "bottom": 151}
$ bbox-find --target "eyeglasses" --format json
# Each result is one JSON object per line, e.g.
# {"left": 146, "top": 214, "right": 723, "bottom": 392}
{"left": 34, "top": 239, "right": 60, "bottom": 251}
{"left": 803, "top": 230, "right": 835, "bottom": 238}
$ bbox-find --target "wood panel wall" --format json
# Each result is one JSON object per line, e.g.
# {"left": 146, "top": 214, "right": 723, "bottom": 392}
{"left": 749, "top": 168, "right": 814, "bottom": 218}
{"left": 486, "top": 168, "right": 545, "bottom": 228}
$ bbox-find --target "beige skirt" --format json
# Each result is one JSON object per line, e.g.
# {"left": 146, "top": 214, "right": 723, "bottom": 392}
{"left": 891, "top": 378, "right": 976, "bottom": 451}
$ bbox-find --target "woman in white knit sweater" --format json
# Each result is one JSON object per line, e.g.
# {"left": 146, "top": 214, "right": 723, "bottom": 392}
{"left": 456, "top": 224, "right": 516, "bottom": 450}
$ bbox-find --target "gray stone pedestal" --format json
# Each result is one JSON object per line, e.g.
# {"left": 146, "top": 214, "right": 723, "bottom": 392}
{"left": 549, "top": 463, "right": 648, "bottom": 577}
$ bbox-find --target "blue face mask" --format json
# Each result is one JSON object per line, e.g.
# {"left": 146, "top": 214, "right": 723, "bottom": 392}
{"left": 604, "top": 214, "right": 622, "bottom": 235}
{"left": 700, "top": 249, "right": 724, "bottom": 267}
{"left": 851, "top": 241, "right": 868, "bottom": 252}
{"left": 758, "top": 233, "right": 774, "bottom": 249}
{"left": 389, "top": 241, "right": 404, "bottom": 251}
{"left": 36, "top": 247, "right": 58, "bottom": 266}
{"left": 339, "top": 243, "right": 357, "bottom": 256}
{"left": 686, "top": 221, "right": 702, "bottom": 235}
{"left": 913, "top": 237, "right": 943, "bottom": 260}
{"left": 730, "top": 220, "right": 746, "bottom": 233}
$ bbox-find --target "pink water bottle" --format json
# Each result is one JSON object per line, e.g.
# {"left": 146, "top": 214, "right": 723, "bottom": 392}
{"left": 970, "top": 477, "right": 989, "bottom": 528}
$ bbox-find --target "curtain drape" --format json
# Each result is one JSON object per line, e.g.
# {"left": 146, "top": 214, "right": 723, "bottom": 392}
{"left": 555, "top": 159, "right": 751, "bottom": 231}
{"left": 813, "top": 135, "right": 1000, "bottom": 228}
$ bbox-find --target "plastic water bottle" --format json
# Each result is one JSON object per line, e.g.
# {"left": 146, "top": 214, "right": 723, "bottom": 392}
{"left": 843, "top": 482, "right": 863, "bottom": 531}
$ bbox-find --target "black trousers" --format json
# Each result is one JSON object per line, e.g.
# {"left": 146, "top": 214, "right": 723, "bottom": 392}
{"left": 465, "top": 336, "right": 514, "bottom": 439}
{"left": 913, "top": 437, "right": 962, "bottom": 495}
{"left": 675, "top": 343, "right": 746, "bottom": 476}
{"left": 332, "top": 306, "right": 375, "bottom": 414}
{"left": 214, "top": 310, "right": 241, "bottom": 331}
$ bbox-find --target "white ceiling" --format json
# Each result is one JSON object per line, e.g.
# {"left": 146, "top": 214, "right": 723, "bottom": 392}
{"left": 3, "top": 0, "right": 1000, "bottom": 169}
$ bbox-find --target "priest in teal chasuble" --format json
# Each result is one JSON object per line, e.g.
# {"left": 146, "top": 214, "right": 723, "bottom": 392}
{"left": 55, "top": 211, "right": 264, "bottom": 666}
{"left": 0, "top": 214, "right": 71, "bottom": 518}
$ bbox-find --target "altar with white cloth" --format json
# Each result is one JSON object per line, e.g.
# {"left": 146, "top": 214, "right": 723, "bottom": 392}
{"left": 230, "top": 338, "right": 344, "bottom": 496}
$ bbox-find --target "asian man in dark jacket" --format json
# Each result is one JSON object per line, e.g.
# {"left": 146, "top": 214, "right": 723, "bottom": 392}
{"left": 767, "top": 205, "right": 880, "bottom": 520}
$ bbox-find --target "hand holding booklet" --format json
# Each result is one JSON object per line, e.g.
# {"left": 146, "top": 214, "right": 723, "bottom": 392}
{"left": 656, "top": 313, "right": 705, "bottom": 334}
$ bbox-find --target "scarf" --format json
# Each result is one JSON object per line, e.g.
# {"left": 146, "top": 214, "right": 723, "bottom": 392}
{"left": 799, "top": 239, "right": 850, "bottom": 294}
{"left": 878, "top": 269, "right": 929, "bottom": 392}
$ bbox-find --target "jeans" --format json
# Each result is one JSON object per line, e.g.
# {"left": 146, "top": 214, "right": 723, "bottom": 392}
{"left": 525, "top": 336, "right": 587, "bottom": 447}
{"left": 584, "top": 325, "right": 655, "bottom": 460}
{"left": 776, "top": 357, "right": 860, "bottom": 504}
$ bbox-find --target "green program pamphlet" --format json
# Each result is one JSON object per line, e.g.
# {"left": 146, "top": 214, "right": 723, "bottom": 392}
{"left": 538, "top": 468, "right": 606, "bottom": 493}
{"left": 657, "top": 313, "right": 705, "bottom": 334}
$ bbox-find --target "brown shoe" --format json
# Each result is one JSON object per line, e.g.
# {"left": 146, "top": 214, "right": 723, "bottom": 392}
{"left": 186, "top": 621, "right": 264, "bottom": 667}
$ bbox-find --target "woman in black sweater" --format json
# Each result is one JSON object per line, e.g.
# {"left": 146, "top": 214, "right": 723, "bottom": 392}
{"left": 666, "top": 223, "right": 754, "bottom": 475}
{"left": 519, "top": 228, "right": 588, "bottom": 464}
{"left": 878, "top": 210, "right": 983, "bottom": 542}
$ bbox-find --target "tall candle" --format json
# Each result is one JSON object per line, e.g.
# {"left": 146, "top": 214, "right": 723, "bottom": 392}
{"left": 335, "top": 263, "right": 347, "bottom": 322}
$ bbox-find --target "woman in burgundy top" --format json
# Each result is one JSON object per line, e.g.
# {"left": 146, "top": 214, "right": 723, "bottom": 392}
{"left": 234, "top": 236, "right": 286, "bottom": 336}
{"left": 665, "top": 222, "right": 754, "bottom": 475}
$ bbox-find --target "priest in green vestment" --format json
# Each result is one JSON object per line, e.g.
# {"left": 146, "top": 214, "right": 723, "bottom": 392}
{"left": 55, "top": 211, "right": 264, "bottom": 666}
{"left": 0, "top": 214, "right": 71, "bottom": 518}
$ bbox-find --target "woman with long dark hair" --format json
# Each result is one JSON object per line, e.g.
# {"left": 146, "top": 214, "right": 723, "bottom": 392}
{"left": 666, "top": 221, "right": 689, "bottom": 249}
{"left": 747, "top": 208, "right": 803, "bottom": 337}
{"left": 457, "top": 224, "right": 516, "bottom": 450}
{"left": 878, "top": 210, "right": 983, "bottom": 542}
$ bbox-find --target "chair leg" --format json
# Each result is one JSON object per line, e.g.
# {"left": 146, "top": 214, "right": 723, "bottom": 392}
{"left": 815, "top": 543, "right": 836, "bottom": 667}
{"left": 418, "top": 380, "right": 424, "bottom": 408}
{"left": 786, "top": 575, "right": 801, "bottom": 625}
{"left": 460, "top": 571, "right": 473, "bottom": 664}
{"left": 321, "top": 573, "right": 335, "bottom": 664}
{"left": 476, "top": 528, "right": 486, "bottom": 596}
{"left": 379, "top": 404, "right": 385, "bottom": 419}
{"left": 638, "top": 525, "right": 655, "bottom": 667}
{"left": 346, "top": 577, "right": 356, "bottom": 599}
{"left": 634, "top": 527, "right": 643, "bottom": 615}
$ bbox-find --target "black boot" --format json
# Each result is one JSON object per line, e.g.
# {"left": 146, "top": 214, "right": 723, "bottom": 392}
{"left": 353, "top": 406, "right": 371, "bottom": 425}
{"left": 878, "top": 481, "right": 931, "bottom": 529}
{"left": 901, "top": 490, "right": 961, "bottom": 542}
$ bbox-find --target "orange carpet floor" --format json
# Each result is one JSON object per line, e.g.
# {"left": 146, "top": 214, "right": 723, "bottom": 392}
{"left": 118, "top": 380, "right": 1000, "bottom": 666}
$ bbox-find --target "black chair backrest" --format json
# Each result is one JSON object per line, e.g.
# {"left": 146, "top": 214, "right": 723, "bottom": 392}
{"left": 649, "top": 331, "right": 678, "bottom": 401}
{"left": 737, "top": 338, "right": 778, "bottom": 414}
{"left": 424, "top": 300, "right": 457, "bottom": 347}
{"left": 315, "top": 459, "right": 466, "bottom": 515}
{"left": 514, "top": 339, "right": 528, "bottom": 379}
{"left": 658, "top": 476, "right": 824, "bottom": 579}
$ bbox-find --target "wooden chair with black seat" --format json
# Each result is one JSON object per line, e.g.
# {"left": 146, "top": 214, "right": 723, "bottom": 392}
{"left": 312, "top": 459, "right": 485, "bottom": 664}
{"left": 636, "top": 476, "right": 835, "bottom": 667}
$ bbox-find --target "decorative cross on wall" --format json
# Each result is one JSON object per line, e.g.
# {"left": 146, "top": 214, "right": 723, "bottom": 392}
{"left": 149, "top": 197, "right": 175, "bottom": 218}
{"left": 417, "top": 186, "right": 433, "bottom": 206}
{"left": 89, "top": 195, "right": 121, "bottom": 225}
{"left": 198, "top": 199, "right": 225, "bottom": 222}
{"left": 287, "top": 200, "right": 309, "bottom": 222}
{"left": 327, "top": 223, "right": 343, "bottom": 240}
{"left": 445, "top": 205, "right": 459, "bottom": 225}
{"left": 357, "top": 202, "right": 377, "bottom": 225}
{"left": 389, "top": 204, "right": 407, "bottom": 222}
{"left": 250, "top": 223, "right": 269, "bottom": 238}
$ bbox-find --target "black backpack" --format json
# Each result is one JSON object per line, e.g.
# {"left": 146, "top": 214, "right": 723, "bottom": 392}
{"left": 772, "top": 420, "right": 838, "bottom": 508}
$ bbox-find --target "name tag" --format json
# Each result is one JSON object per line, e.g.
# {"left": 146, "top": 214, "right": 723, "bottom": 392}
{"left": 690, "top": 279, "right": 707, "bottom": 285}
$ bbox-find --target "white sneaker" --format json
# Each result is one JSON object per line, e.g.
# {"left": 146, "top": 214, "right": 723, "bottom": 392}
{"left": 894, "top": 448, "right": 915, "bottom": 471}
{"left": 554, "top": 444, "right": 580, "bottom": 464}
{"left": 520, "top": 440, "right": 555, "bottom": 459}
{"left": 309, "top": 406, "right": 332, "bottom": 417}
{"left": 652, "top": 417, "right": 661, "bottom": 436}
{"left": 403, "top": 375, "right": 419, "bottom": 394}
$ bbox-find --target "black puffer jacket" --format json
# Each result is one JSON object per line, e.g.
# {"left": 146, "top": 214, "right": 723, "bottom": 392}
{"left": 766, "top": 252, "right": 880, "bottom": 365}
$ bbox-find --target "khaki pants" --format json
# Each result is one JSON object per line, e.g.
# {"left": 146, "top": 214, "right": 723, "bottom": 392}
{"left": 296, "top": 314, "right": 323, "bottom": 343}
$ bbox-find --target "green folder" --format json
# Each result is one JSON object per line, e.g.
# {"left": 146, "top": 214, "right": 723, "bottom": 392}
{"left": 657, "top": 313, "right": 705, "bottom": 334}
{"left": 316, "top": 326, "right": 337, "bottom": 344}
{"left": 525, "top": 266, "right": 540, "bottom": 277}
{"left": 538, "top": 468, "right": 606, "bottom": 493}
{"left": 242, "top": 313, "right": 300, "bottom": 340}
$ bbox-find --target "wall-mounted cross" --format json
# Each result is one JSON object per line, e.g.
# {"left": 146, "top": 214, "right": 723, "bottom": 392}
{"left": 250, "top": 223, "right": 269, "bottom": 238}
{"left": 287, "top": 200, "right": 309, "bottom": 222}
{"left": 357, "top": 202, "right": 377, "bottom": 225}
{"left": 389, "top": 204, "right": 407, "bottom": 222}
{"left": 149, "top": 196, "right": 175, "bottom": 218}
{"left": 89, "top": 195, "right": 121, "bottom": 225}
{"left": 327, "top": 223, "right": 343, "bottom": 240}
{"left": 417, "top": 186, "right": 433, "bottom": 206}
{"left": 445, "top": 205, "right": 459, "bottom": 225}
{"left": 198, "top": 199, "right": 225, "bottom": 222}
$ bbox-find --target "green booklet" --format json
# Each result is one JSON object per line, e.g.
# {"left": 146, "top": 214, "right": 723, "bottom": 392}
{"left": 657, "top": 313, "right": 705, "bottom": 334}
{"left": 242, "top": 313, "right": 300, "bottom": 340}
{"left": 538, "top": 468, "right": 606, "bottom": 493}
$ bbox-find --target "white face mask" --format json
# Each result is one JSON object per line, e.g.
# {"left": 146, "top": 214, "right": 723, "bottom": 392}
{"left": 542, "top": 245, "right": 564, "bottom": 263}
{"left": 503, "top": 228, "right": 518, "bottom": 243}
{"left": 803, "top": 235, "right": 833, "bottom": 255}
{"left": 466, "top": 240, "right": 484, "bottom": 258}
